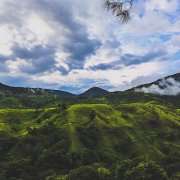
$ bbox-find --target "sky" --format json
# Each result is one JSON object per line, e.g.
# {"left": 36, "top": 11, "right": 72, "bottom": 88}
{"left": 0, "top": 0, "right": 179, "bottom": 94}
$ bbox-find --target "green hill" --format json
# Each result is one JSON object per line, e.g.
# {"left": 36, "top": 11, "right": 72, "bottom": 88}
{"left": 0, "top": 102, "right": 179, "bottom": 179}
{"left": 0, "top": 73, "right": 180, "bottom": 179}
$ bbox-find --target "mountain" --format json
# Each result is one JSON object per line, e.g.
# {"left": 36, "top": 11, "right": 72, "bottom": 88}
{"left": 99, "top": 73, "right": 180, "bottom": 108}
{"left": 78, "top": 87, "right": 109, "bottom": 98}
{"left": 166, "top": 72, "right": 180, "bottom": 81}
{"left": 0, "top": 74, "right": 180, "bottom": 179}
{"left": 0, "top": 83, "right": 76, "bottom": 108}
{"left": 132, "top": 73, "right": 180, "bottom": 96}
{"left": 44, "top": 89, "right": 76, "bottom": 98}
{"left": 0, "top": 82, "right": 76, "bottom": 98}
{"left": 0, "top": 73, "right": 179, "bottom": 109}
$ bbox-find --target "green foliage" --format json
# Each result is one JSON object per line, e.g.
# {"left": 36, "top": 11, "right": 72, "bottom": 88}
{"left": 81, "top": 149, "right": 100, "bottom": 165}
{"left": 124, "top": 160, "right": 168, "bottom": 180}
{"left": 68, "top": 166, "right": 99, "bottom": 180}
{"left": 114, "top": 159, "right": 134, "bottom": 179}
{"left": 68, "top": 164, "right": 111, "bottom": 180}
{"left": 89, "top": 109, "right": 96, "bottom": 120}
{"left": 0, "top": 101, "right": 179, "bottom": 179}
{"left": 114, "top": 137, "right": 133, "bottom": 154}
{"left": 77, "top": 125, "right": 100, "bottom": 149}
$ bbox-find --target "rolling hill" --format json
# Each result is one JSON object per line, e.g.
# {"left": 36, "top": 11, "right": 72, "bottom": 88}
{"left": 0, "top": 102, "right": 179, "bottom": 179}
{"left": 0, "top": 73, "right": 179, "bottom": 179}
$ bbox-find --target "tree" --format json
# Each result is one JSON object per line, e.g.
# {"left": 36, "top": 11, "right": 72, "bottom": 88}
{"left": 89, "top": 110, "right": 96, "bottom": 121}
{"left": 68, "top": 166, "right": 99, "bottom": 180}
{"left": 103, "top": 0, "right": 133, "bottom": 23}
{"left": 124, "top": 160, "right": 168, "bottom": 180}
{"left": 115, "top": 159, "right": 133, "bottom": 179}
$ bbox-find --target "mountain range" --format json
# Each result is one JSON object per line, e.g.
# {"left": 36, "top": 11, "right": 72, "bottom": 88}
{"left": 0, "top": 73, "right": 179, "bottom": 99}
{"left": 0, "top": 73, "right": 179, "bottom": 179}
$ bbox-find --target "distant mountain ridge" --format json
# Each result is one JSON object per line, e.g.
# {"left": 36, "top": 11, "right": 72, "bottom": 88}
{"left": 78, "top": 87, "right": 109, "bottom": 98}
{"left": 131, "top": 73, "right": 180, "bottom": 89}
{"left": 0, "top": 83, "right": 75, "bottom": 99}
{"left": 0, "top": 73, "right": 179, "bottom": 98}
{"left": 133, "top": 73, "right": 180, "bottom": 96}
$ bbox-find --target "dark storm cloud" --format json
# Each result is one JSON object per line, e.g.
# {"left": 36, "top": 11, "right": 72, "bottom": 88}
{"left": 65, "top": 39, "right": 101, "bottom": 69}
{"left": 0, "top": 54, "right": 9, "bottom": 62}
{"left": 9, "top": 44, "right": 57, "bottom": 74}
{"left": 9, "top": 39, "right": 100, "bottom": 74}
{"left": 88, "top": 49, "right": 167, "bottom": 71}
{"left": 0, "top": 43, "right": 57, "bottom": 74}
{"left": 121, "top": 49, "right": 167, "bottom": 66}
{"left": 57, "top": 66, "right": 69, "bottom": 75}
{"left": 90, "top": 63, "right": 114, "bottom": 70}
{"left": 20, "top": 55, "right": 56, "bottom": 74}
{"left": 0, "top": 55, "right": 10, "bottom": 72}
{"left": 89, "top": 62, "right": 121, "bottom": 71}
{"left": 11, "top": 44, "right": 55, "bottom": 60}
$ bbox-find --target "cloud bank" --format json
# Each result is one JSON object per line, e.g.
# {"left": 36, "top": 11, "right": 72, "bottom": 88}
{"left": 135, "top": 78, "right": 180, "bottom": 95}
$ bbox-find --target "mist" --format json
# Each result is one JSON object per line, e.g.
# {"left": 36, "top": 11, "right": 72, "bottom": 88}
{"left": 135, "top": 78, "right": 180, "bottom": 96}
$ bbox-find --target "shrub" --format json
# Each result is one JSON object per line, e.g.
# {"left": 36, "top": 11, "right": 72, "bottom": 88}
{"left": 68, "top": 166, "right": 99, "bottom": 180}
{"left": 124, "top": 160, "right": 168, "bottom": 180}
{"left": 77, "top": 125, "right": 100, "bottom": 149}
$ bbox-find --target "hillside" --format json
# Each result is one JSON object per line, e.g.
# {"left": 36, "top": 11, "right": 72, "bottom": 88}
{"left": 0, "top": 102, "right": 179, "bottom": 179}
{"left": 0, "top": 73, "right": 180, "bottom": 179}
{"left": 1, "top": 73, "right": 179, "bottom": 109}
{"left": 0, "top": 83, "right": 76, "bottom": 108}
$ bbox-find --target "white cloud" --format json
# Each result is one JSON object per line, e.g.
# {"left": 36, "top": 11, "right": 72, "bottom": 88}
{"left": 0, "top": 25, "right": 13, "bottom": 55}
{"left": 136, "top": 77, "right": 180, "bottom": 95}
{"left": 26, "top": 13, "right": 54, "bottom": 43}
{"left": 0, "top": 0, "right": 179, "bottom": 92}
{"left": 146, "top": 0, "right": 179, "bottom": 12}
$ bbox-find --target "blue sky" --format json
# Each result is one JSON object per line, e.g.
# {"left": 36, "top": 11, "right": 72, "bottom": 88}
{"left": 0, "top": 0, "right": 179, "bottom": 93}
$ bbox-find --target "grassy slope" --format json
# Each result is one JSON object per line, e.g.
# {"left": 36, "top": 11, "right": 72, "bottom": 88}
{"left": 0, "top": 103, "right": 179, "bottom": 153}
{"left": 0, "top": 102, "right": 179, "bottom": 178}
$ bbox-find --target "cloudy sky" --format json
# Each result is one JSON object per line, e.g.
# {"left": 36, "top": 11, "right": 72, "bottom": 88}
{"left": 0, "top": 0, "right": 179, "bottom": 93}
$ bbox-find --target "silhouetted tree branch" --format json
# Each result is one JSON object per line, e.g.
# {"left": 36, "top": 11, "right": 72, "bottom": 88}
{"left": 103, "top": 0, "right": 133, "bottom": 23}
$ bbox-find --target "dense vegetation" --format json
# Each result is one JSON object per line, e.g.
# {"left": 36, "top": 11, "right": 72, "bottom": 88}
{"left": 0, "top": 100, "right": 179, "bottom": 179}
{"left": 0, "top": 74, "right": 180, "bottom": 179}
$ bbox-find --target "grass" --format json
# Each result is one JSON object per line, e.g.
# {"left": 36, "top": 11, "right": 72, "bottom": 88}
{"left": 0, "top": 102, "right": 179, "bottom": 179}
